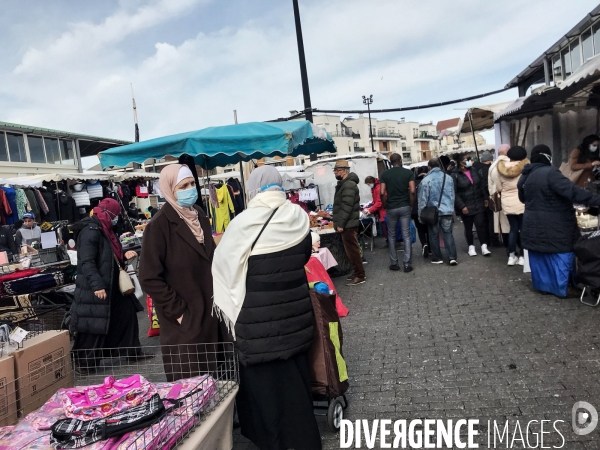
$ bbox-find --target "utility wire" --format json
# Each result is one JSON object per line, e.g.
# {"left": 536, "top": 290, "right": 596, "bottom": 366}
{"left": 269, "top": 86, "right": 511, "bottom": 122}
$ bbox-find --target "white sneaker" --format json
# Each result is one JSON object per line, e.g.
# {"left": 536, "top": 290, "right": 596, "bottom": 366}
{"left": 481, "top": 244, "right": 491, "bottom": 256}
{"left": 517, "top": 256, "right": 525, "bottom": 266}
{"left": 507, "top": 255, "right": 518, "bottom": 266}
{"left": 468, "top": 245, "right": 477, "bottom": 257}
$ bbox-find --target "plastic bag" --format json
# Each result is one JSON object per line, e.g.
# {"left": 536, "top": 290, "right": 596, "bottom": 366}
{"left": 146, "top": 295, "right": 160, "bottom": 337}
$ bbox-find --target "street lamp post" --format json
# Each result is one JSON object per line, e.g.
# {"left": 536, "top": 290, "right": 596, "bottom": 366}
{"left": 362, "top": 95, "right": 374, "bottom": 152}
{"left": 293, "top": 0, "right": 313, "bottom": 123}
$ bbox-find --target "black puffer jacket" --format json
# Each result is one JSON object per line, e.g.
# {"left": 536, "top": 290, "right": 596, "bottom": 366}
{"left": 450, "top": 167, "right": 487, "bottom": 216}
{"left": 71, "top": 216, "right": 117, "bottom": 335}
{"left": 234, "top": 233, "right": 314, "bottom": 366}
{"left": 518, "top": 163, "right": 600, "bottom": 253}
{"left": 333, "top": 172, "right": 360, "bottom": 229}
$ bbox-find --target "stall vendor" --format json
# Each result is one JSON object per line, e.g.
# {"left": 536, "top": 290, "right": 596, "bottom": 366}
{"left": 15, "top": 212, "right": 41, "bottom": 249}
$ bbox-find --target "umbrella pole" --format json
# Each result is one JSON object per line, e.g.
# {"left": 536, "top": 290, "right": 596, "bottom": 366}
{"left": 238, "top": 155, "right": 247, "bottom": 210}
{"left": 468, "top": 109, "right": 480, "bottom": 160}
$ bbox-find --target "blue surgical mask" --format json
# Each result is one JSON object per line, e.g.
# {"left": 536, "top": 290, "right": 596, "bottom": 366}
{"left": 590, "top": 145, "right": 598, "bottom": 152}
{"left": 367, "top": 184, "right": 374, "bottom": 189}
{"left": 465, "top": 160, "right": 473, "bottom": 168}
{"left": 111, "top": 217, "right": 118, "bottom": 226}
{"left": 176, "top": 187, "right": 198, "bottom": 207}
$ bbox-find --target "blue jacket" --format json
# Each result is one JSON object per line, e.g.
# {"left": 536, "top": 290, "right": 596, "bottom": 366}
{"left": 417, "top": 168, "right": 455, "bottom": 219}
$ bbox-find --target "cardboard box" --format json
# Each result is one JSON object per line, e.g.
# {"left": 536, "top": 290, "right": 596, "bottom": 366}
{"left": 13, "top": 331, "right": 73, "bottom": 417}
{"left": 0, "top": 356, "right": 17, "bottom": 426}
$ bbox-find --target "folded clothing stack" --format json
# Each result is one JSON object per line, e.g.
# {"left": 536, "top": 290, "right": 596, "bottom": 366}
{"left": 0, "top": 269, "right": 41, "bottom": 297}
{"left": 3, "top": 269, "right": 64, "bottom": 296}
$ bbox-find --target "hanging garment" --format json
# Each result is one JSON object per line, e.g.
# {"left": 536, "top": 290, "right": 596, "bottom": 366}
{"left": 86, "top": 181, "right": 103, "bottom": 199}
{"left": 152, "top": 179, "right": 163, "bottom": 198}
{"left": 227, "top": 178, "right": 245, "bottom": 214}
{"left": 135, "top": 183, "right": 149, "bottom": 198}
{"left": 40, "top": 189, "right": 57, "bottom": 222}
{"left": 212, "top": 184, "right": 235, "bottom": 232}
{"left": 289, "top": 192, "right": 308, "bottom": 212}
{"left": 33, "top": 188, "right": 49, "bottom": 215}
{"left": 23, "top": 188, "right": 40, "bottom": 223}
{"left": 1, "top": 187, "right": 18, "bottom": 225}
{"left": 58, "top": 193, "right": 79, "bottom": 223}
{"left": 70, "top": 188, "right": 91, "bottom": 207}
{"left": 0, "top": 189, "right": 11, "bottom": 225}
{"left": 120, "top": 183, "right": 131, "bottom": 205}
{"left": 15, "top": 189, "right": 27, "bottom": 220}
{"left": 208, "top": 184, "right": 218, "bottom": 208}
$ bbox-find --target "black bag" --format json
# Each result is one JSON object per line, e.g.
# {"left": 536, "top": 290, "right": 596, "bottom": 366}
{"left": 420, "top": 166, "right": 447, "bottom": 226}
{"left": 574, "top": 230, "right": 600, "bottom": 288}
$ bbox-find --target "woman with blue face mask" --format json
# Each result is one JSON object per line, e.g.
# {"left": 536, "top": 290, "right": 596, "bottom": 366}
{"left": 450, "top": 153, "right": 491, "bottom": 257}
{"left": 569, "top": 134, "right": 600, "bottom": 188}
{"left": 139, "top": 164, "right": 221, "bottom": 382}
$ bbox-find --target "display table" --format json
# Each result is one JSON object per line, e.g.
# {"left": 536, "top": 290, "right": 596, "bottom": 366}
{"left": 316, "top": 229, "right": 352, "bottom": 278}
{"left": 178, "top": 386, "right": 237, "bottom": 450}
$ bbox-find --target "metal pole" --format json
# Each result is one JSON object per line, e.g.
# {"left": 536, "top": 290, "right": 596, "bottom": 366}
{"left": 233, "top": 110, "right": 247, "bottom": 209}
{"left": 292, "top": 0, "right": 313, "bottom": 123}
{"left": 467, "top": 110, "right": 480, "bottom": 160}
{"left": 367, "top": 102, "right": 375, "bottom": 153}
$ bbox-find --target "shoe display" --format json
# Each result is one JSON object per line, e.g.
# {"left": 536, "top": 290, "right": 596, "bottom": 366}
{"left": 389, "top": 264, "right": 400, "bottom": 271}
{"left": 481, "top": 244, "right": 491, "bottom": 256}
{"left": 517, "top": 256, "right": 525, "bottom": 266}
{"left": 346, "top": 277, "right": 366, "bottom": 286}
{"left": 431, "top": 259, "right": 443, "bottom": 264}
{"left": 403, "top": 265, "right": 413, "bottom": 273}
{"left": 507, "top": 256, "right": 518, "bottom": 266}
{"left": 468, "top": 245, "right": 477, "bottom": 257}
{"left": 449, "top": 260, "right": 458, "bottom": 266}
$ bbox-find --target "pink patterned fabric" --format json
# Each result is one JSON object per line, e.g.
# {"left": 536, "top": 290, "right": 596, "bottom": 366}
{"left": 0, "top": 374, "right": 218, "bottom": 450}
{"left": 58, "top": 375, "right": 157, "bottom": 420}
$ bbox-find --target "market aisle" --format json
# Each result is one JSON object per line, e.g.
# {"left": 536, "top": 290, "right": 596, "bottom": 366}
{"left": 139, "top": 222, "right": 600, "bottom": 449}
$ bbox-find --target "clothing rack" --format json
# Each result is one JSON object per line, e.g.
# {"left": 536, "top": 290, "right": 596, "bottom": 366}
{"left": 286, "top": 185, "right": 322, "bottom": 210}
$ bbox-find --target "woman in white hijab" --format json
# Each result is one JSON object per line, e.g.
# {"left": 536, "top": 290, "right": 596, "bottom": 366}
{"left": 213, "top": 166, "right": 321, "bottom": 450}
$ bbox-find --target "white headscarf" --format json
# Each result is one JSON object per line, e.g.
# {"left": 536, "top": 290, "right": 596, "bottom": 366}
{"left": 211, "top": 167, "right": 309, "bottom": 338}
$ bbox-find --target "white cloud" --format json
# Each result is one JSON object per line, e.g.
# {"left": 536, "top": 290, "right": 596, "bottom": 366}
{"left": 1, "top": 0, "right": 598, "bottom": 153}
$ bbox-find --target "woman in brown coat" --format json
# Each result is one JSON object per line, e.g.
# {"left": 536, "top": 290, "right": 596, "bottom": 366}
{"left": 569, "top": 134, "right": 600, "bottom": 187}
{"left": 139, "top": 164, "right": 220, "bottom": 382}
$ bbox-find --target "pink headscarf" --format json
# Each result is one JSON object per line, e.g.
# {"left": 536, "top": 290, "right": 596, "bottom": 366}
{"left": 498, "top": 144, "right": 510, "bottom": 156}
{"left": 159, "top": 164, "right": 204, "bottom": 243}
{"left": 93, "top": 198, "right": 123, "bottom": 262}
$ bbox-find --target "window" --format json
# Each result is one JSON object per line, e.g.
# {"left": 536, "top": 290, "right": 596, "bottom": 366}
{"left": 552, "top": 54, "right": 563, "bottom": 83}
{"left": 59, "top": 139, "right": 75, "bottom": 165}
{"left": 6, "top": 133, "right": 26, "bottom": 162}
{"left": 28, "top": 136, "right": 46, "bottom": 163}
{"left": 0, "top": 133, "right": 8, "bottom": 162}
{"left": 582, "top": 29, "right": 594, "bottom": 62}
{"left": 594, "top": 22, "right": 600, "bottom": 57}
{"left": 561, "top": 47, "right": 572, "bottom": 79}
{"left": 571, "top": 39, "right": 582, "bottom": 72}
{"left": 44, "top": 138, "right": 60, "bottom": 164}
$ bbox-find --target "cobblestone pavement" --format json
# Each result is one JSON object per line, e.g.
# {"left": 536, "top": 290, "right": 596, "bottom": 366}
{"left": 231, "top": 223, "right": 600, "bottom": 449}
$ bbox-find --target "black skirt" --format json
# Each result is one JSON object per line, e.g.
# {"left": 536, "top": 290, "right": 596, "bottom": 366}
{"left": 236, "top": 352, "right": 322, "bottom": 450}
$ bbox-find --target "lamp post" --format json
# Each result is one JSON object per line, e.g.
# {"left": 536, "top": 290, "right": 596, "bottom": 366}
{"left": 362, "top": 95, "right": 374, "bottom": 152}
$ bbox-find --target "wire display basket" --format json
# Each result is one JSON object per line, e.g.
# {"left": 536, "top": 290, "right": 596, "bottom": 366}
{"left": 70, "top": 343, "right": 239, "bottom": 449}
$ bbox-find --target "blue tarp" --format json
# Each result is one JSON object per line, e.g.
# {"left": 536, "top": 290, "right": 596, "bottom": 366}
{"left": 99, "top": 121, "right": 336, "bottom": 170}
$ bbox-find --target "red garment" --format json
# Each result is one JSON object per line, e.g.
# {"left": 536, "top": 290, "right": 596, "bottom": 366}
{"left": 305, "top": 256, "right": 349, "bottom": 317}
{"left": 93, "top": 198, "right": 123, "bottom": 262}
{"left": 289, "top": 192, "right": 308, "bottom": 212}
{"left": 0, "top": 190, "right": 11, "bottom": 225}
{"left": 367, "top": 179, "right": 386, "bottom": 221}
{"left": 135, "top": 185, "right": 149, "bottom": 198}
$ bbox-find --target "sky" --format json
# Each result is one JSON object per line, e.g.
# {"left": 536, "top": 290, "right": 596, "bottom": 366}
{"left": 0, "top": 0, "right": 598, "bottom": 168}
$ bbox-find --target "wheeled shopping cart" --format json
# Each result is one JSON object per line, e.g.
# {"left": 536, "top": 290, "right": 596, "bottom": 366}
{"left": 308, "top": 290, "right": 349, "bottom": 432}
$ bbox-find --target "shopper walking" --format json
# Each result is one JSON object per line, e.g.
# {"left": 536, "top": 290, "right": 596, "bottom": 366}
{"left": 568, "top": 134, "right": 600, "bottom": 187}
{"left": 518, "top": 144, "right": 600, "bottom": 297}
{"left": 332, "top": 160, "right": 365, "bottom": 285}
{"left": 418, "top": 158, "right": 457, "bottom": 265}
{"left": 139, "top": 164, "right": 221, "bottom": 382}
{"left": 496, "top": 146, "right": 529, "bottom": 266}
{"left": 381, "top": 153, "right": 416, "bottom": 272}
{"left": 71, "top": 198, "right": 142, "bottom": 371}
{"left": 413, "top": 167, "right": 431, "bottom": 257}
{"left": 364, "top": 176, "right": 387, "bottom": 239}
{"left": 488, "top": 144, "right": 511, "bottom": 253}
{"left": 451, "top": 153, "right": 491, "bottom": 257}
{"left": 212, "top": 166, "right": 321, "bottom": 450}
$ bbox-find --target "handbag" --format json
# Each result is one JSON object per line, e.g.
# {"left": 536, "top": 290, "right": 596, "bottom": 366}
{"left": 488, "top": 191, "right": 502, "bottom": 213}
{"left": 420, "top": 168, "right": 446, "bottom": 226}
{"left": 113, "top": 253, "right": 135, "bottom": 295}
{"left": 559, "top": 161, "right": 584, "bottom": 183}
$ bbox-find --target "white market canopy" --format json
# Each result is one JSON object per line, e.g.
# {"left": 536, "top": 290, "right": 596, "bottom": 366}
{"left": 0, "top": 170, "right": 159, "bottom": 187}
{"left": 459, "top": 101, "right": 516, "bottom": 133}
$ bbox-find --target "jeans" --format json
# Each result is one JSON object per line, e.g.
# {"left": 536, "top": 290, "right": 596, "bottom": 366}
{"left": 506, "top": 214, "right": 524, "bottom": 254}
{"left": 340, "top": 227, "right": 365, "bottom": 279}
{"left": 387, "top": 206, "right": 412, "bottom": 266}
{"left": 462, "top": 212, "right": 490, "bottom": 246}
{"left": 428, "top": 215, "right": 457, "bottom": 261}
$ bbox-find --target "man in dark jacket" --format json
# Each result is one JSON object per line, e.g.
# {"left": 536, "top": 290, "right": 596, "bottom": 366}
{"left": 474, "top": 151, "right": 500, "bottom": 246}
{"left": 0, "top": 225, "right": 17, "bottom": 259}
{"left": 332, "top": 160, "right": 365, "bottom": 286}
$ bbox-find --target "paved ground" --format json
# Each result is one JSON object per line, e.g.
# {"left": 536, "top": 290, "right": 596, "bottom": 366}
{"left": 230, "top": 222, "right": 600, "bottom": 449}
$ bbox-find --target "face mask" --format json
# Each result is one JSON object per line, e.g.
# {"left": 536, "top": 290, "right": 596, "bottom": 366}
{"left": 465, "top": 160, "right": 473, "bottom": 168}
{"left": 590, "top": 145, "right": 598, "bottom": 152}
{"left": 176, "top": 187, "right": 198, "bottom": 207}
{"left": 367, "top": 184, "right": 374, "bottom": 189}
{"left": 335, "top": 175, "right": 343, "bottom": 181}
{"left": 111, "top": 217, "right": 118, "bottom": 226}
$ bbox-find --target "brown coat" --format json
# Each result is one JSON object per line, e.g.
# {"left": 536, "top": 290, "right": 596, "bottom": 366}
{"left": 139, "top": 203, "right": 220, "bottom": 381}
{"left": 569, "top": 147, "right": 596, "bottom": 187}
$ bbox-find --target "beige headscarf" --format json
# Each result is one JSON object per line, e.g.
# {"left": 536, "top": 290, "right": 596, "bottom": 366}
{"left": 159, "top": 164, "right": 204, "bottom": 243}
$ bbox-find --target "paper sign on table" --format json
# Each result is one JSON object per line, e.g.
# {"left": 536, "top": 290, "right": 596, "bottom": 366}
{"left": 40, "top": 232, "right": 58, "bottom": 249}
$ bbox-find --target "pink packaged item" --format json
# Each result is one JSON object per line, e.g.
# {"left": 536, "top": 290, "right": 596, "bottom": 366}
{"left": 58, "top": 375, "right": 157, "bottom": 420}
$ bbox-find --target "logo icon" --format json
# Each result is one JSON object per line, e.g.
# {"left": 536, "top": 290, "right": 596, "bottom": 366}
{"left": 572, "top": 401, "right": 598, "bottom": 435}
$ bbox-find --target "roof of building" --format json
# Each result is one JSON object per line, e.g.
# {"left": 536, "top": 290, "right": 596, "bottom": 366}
{"left": 0, "top": 121, "right": 132, "bottom": 157}
{"left": 505, "top": 4, "right": 600, "bottom": 90}
{"left": 436, "top": 118, "right": 460, "bottom": 131}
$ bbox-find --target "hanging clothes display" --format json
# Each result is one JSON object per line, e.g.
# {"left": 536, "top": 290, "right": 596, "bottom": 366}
{"left": 1, "top": 186, "right": 18, "bottom": 225}
{"left": 0, "top": 189, "right": 11, "bottom": 226}
{"left": 227, "top": 178, "right": 245, "bottom": 215}
{"left": 40, "top": 188, "right": 58, "bottom": 222}
{"left": 33, "top": 188, "right": 49, "bottom": 217}
{"left": 70, "top": 184, "right": 90, "bottom": 207}
{"left": 57, "top": 192, "right": 79, "bottom": 223}
{"left": 288, "top": 191, "right": 308, "bottom": 212}
{"left": 212, "top": 184, "right": 235, "bottom": 233}
{"left": 15, "top": 189, "right": 27, "bottom": 220}
{"left": 135, "top": 182, "right": 149, "bottom": 198}
{"left": 86, "top": 180, "right": 103, "bottom": 200}
{"left": 24, "top": 188, "right": 40, "bottom": 223}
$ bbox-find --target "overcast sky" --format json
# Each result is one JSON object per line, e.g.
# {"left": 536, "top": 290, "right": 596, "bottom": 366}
{"left": 1, "top": 0, "right": 598, "bottom": 167}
